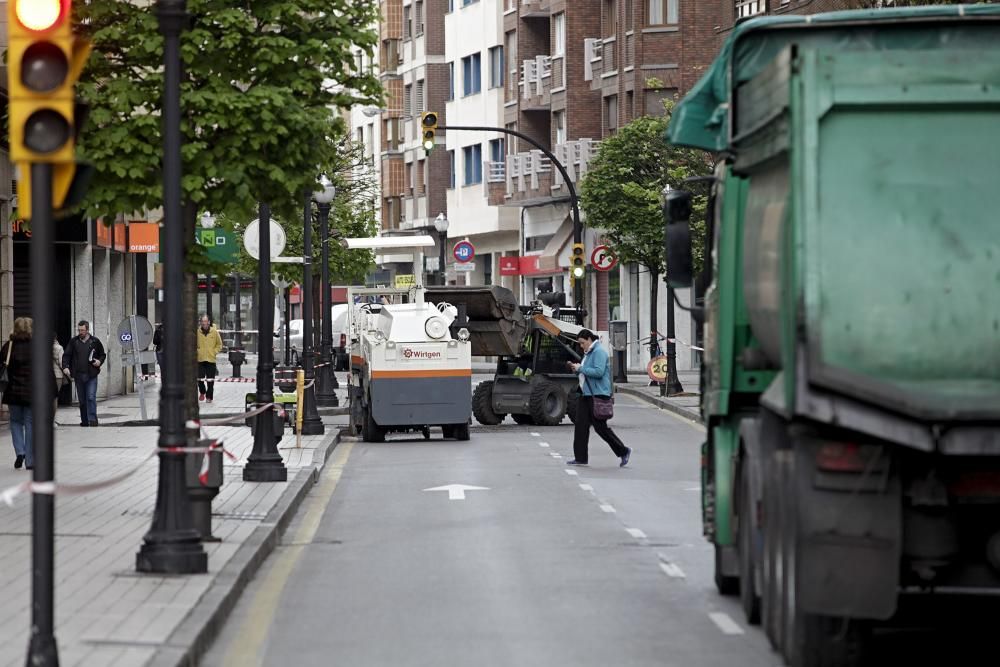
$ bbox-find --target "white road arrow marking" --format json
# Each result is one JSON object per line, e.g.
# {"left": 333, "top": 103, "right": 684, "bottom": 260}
{"left": 708, "top": 612, "right": 744, "bottom": 635}
{"left": 530, "top": 432, "right": 541, "bottom": 437}
{"left": 423, "top": 484, "right": 490, "bottom": 501}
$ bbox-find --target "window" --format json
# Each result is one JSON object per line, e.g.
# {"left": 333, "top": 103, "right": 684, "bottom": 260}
{"left": 553, "top": 13, "right": 566, "bottom": 56}
{"left": 355, "top": 52, "right": 364, "bottom": 75}
{"left": 404, "top": 6, "right": 412, "bottom": 38}
{"left": 625, "top": 0, "right": 634, "bottom": 30}
{"left": 415, "top": 1, "right": 424, "bottom": 35}
{"left": 735, "top": 0, "right": 765, "bottom": 19}
{"left": 404, "top": 84, "right": 413, "bottom": 116}
{"left": 356, "top": 127, "right": 364, "bottom": 146}
{"left": 462, "top": 0, "right": 479, "bottom": 6}
{"left": 505, "top": 31, "right": 517, "bottom": 97}
{"left": 463, "top": 144, "right": 483, "bottom": 185}
{"left": 603, "top": 0, "right": 617, "bottom": 37}
{"left": 462, "top": 52, "right": 482, "bottom": 96}
{"left": 447, "top": 0, "right": 454, "bottom": 11}
{"left": 553, "top": 111, "right": 566, "bottom": 145}
{"left": 366, "top": 124, "right": 374, "bottom": 159}
{"left": 447, "top": 62, "right": 455, "bottom": 100}
{"left": 605, "top": 95, "right": 619, "bottom": 134}
{"left": 505, "top": 122, "right": 518, "bottom": 153}
{"left": 406, "top": 162, "right": 414, "bottom": 195}
{"left": 415, "top": 159, "right": 425, "bottom": 195}
{"left": 489, "top": 139, "right": 505, "bottom": 164}
{"left": 448, "top": 150, "right": 456, "bottom": 189}
{"left": 645, "top": 88, "right": 677, "bottom": 116}
{"left": 626, "top": 91, "right": 634, "bottom": 123}
{"left": 488, "top": 46, "right": 505, "bottom": 89}
{"left": 648, "top": 0, "right": 678, "bottom": 25}
{"left": 416, "top": 79, "right": 425, "bottom": 113}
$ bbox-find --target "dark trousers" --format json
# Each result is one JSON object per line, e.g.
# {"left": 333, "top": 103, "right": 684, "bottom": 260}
{"left": 198, "top": 362, "right": 217, "bottom": 399}
{"left": 573, "top": 395, "right": 628, "bottom": 463}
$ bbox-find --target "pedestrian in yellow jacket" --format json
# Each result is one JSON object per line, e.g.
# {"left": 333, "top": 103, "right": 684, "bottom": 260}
{"left": 197, "top": 314, "right": 223, "bottom": 403}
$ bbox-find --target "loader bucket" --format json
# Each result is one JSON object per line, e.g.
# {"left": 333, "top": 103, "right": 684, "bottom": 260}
{"left": 425, "top": 285, "right": 527, "bottom": 356}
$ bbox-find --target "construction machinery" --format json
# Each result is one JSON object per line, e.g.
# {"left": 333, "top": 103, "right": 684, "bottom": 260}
{"left": 345, "top": 236, "right": 473, "bottom": 442}
{"left": 666, "top": 6, "right": 1000, "bottom": 666}
{"left": 426, "top": 286, "right": 584, "bottom": 427}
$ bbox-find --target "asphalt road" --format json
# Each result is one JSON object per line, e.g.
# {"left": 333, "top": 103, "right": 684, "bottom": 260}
{"left": 204, "top": 394, "right": 778, "bottom": 667}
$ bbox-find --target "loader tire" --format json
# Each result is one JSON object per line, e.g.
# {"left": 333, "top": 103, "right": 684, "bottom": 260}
{"left": 529, "top": 380, "right": 566, "bottom": 427}
{"left": 472, "top": 381, "right": 504, "bottom": 425}
{"left": 362, "top": 401, "right": 385, "bottom": 443}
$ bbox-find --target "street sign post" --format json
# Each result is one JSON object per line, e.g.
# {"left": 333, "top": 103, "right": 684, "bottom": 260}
{"left": 243, "top": 219, "right": 287, "bottom": 260}
{"left": 453, "top": 240, "right": 475, "bottom": 263}
{"left": 117, "top": 315, "right": 156, "bottom": 420}
{"left": 591, "top": 245, "right": 619, "bottom": 272}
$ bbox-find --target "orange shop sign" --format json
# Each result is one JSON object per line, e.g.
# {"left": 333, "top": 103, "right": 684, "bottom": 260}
{"left": 128, "top": 222, "right": 160, "bottom": 253}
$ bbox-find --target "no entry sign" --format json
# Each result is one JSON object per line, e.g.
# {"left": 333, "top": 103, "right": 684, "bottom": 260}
{"left": 453, "top": 240, "right": 475, "bottom": 263}
{"left": 591, "top": 245, "right": 618, "bottom": 272}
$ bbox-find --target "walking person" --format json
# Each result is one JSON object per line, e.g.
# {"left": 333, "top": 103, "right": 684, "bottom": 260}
{"left": 566, "top": 329, "right": 632, "bottom": 467}
{"left": 52, "top": 333, "right": 64, "bottom": 427}
{"left": 152, "top": 322, "right": 164, "bottom": 375}
{"left": 197, "top": 314, "right": 223, "bottom": 403}
{"left": 62, "top": 320, "right": 106, "bottom": 427}
{"left": 3, "top": 318, "right": 54, "bottom": 469}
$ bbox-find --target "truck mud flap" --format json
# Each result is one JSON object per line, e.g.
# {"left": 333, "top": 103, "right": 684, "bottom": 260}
{"left": 794, "top": 439, "right": 901, "bottom": 620}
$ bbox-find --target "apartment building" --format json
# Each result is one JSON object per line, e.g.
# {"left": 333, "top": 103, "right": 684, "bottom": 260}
{"left": 443, "top": 0, "right": 520, "bottom": 290}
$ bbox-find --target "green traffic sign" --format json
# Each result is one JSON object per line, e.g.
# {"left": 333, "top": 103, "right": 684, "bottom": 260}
{"left": 197, "top": 226, "right": 239, "bottom": 263}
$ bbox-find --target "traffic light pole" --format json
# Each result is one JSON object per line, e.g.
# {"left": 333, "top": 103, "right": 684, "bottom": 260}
{"left": 27, "top": 163, "right": 58, "bottom": 667}
{"left": 437, "top": 125, "right": 584, "bottom": 325}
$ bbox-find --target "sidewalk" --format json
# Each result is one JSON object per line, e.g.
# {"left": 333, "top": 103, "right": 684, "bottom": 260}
{"left": 0, "top": 376, "right": 348, "bottom": 667}
{"left": 614, "top": 370, "right": 702, "bottom": 423}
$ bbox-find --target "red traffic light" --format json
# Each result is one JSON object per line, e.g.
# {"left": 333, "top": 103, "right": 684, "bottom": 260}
{"left": 14, "top": 0, "right": 69, "bottom": 32}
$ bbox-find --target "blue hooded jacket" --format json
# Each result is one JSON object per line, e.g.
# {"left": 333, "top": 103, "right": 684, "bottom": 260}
{"left": 579, "top": 340, "right": 612, "bottom": 397}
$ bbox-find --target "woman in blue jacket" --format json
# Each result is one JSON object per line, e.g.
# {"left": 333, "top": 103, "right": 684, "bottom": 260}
{"left": 567, "top": 329, "right": 631, "bottom": 467}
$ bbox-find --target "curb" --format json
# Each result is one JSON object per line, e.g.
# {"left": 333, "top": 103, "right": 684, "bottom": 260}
{"left": 615, "top": 385, "right": 703, "bottom": 424}
{"left": 147, "top": 428, "right": 345, "bottom": 667}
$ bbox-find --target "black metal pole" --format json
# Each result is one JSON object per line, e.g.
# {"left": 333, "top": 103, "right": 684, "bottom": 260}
{"left": 283, "top": 286, "right": 291, "bottom": 367}
{"left": 137, "top": 0, "right": 207, "bottom": 575}
{"left": 244, "top": 203, "right": 287, "bottom": 482}
{"left": 665, "top": 282, "right": 684, "bottom": 396}
{"left": 439, "top": 125, "right": 584, "bottom": 324}
{"left": 135, "top": 254, "right": 149, "bottom": 376}
{"left": 299, "top": 194, "right": 324, "bottom": 434}
{"left": 439, "top": 230, "right": 447, "bottom": 286}
{"left": 232, "top": 273, "right": 243, "bottom": 378}
{"left": 205, "top": 273, "right": 213, "bottom": 323}
{"left": 27, "top": 164, "right": 58, "bottom": 667}
{"left": 315, "top": 201, "right": 339, "bottom": 406}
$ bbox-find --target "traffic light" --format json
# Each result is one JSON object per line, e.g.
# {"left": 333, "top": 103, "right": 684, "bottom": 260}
{"left": 571, "top": 243, "right": 586, "bottom": 279}
{"left": 421, "top": 111, "right": 438, "bottom": 153}
{"left": 8, "top": 0, "right": 92, "bottom": 219}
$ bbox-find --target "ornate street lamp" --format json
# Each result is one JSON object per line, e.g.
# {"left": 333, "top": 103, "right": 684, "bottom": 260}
{"left": 314, "top": 175, "right": 339, "bottom": 406}
{"left": 433, "top": 212, "right": 449, "bottom": 286}
{"left": 298, "top": 193, "right": 325, "bottom": 434}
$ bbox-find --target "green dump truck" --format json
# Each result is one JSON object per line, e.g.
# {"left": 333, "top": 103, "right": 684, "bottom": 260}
{"left": 664, "top": 7, "right": 1000, "bottom": 666}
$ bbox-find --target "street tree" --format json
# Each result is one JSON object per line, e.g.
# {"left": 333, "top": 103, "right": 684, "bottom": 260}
{"left": 579, "top": 109, "right": 712, "bottom": 364}
{"left": 75, "top": 0, "right": 382, "bottom": 413}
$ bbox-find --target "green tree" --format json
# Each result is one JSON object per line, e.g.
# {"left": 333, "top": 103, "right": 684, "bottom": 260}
{"left": 580, "top": 111, "right": 712, "bottom": 363}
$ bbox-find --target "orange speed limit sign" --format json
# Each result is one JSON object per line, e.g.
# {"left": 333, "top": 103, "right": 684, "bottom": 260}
{"left": 646, "top": 355, "right": 668, "bottom": 382}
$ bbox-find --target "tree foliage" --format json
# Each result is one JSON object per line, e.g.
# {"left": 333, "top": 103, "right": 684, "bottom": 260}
{"left": 75, "top": 0, "right": 382, "bottom": 234}
{"left": 579, "top": 112, "right": 713, "bottom": 276}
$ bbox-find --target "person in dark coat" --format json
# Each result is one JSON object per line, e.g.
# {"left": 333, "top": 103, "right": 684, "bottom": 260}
{"left": 3, "top": 317, "right": 55, "bottom": 470}
{"left": 61, "top": 320, "right": 106, "bottom": 427}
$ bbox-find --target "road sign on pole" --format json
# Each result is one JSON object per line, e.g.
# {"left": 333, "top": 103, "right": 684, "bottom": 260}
{"left": 453, "top": 240, "right": 475, "bottom": 263}
{"left": 117, "top": 315, "right": 156, "bottom": 420}
{"left": 591, "top": 245, "right": 618, "bottom": 272}
{"left": 243, "top": 219, "right": 287, "bottom": 260}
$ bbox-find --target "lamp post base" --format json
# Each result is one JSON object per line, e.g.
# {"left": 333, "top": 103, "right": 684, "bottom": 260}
{"left": 27, "top": 634, "right": 58, "bottom": 667}
{"left": 136, "top": 532, "right": 208, "bottom": 574}
{"left": 300, "top": 386, "right": 325, "bottom": 435}
{"left": 243, "top": 457, "right": 288, "bottom": 482}
{"left": 315, "top": 364, "right": 339, "bottom": 407}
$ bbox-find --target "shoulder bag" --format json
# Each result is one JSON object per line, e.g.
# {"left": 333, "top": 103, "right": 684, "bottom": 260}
{"left": 584, "top": 359, "right": 614, "bottom": 421}
{"left": 0, "top": 341, "right": 11, "bottom": 394}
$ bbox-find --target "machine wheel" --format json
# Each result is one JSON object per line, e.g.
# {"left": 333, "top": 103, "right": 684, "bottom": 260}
{"left": 442, "top": 425, "right": 455, "bottom": 439}
{"left": 528, "top": 380, "right": 567, "bottom": 427}
{"left": 566, "top": 389, "right": 581, "bottom": 424}
{"left": 762, "top": 452, "right": 783, "bottom": 651}
{"left": 472, "top": 381, "right": 504, "bottom": 425}
{"left": 422, "top": 426, "right": 431, "bottom": 440}
{"left": 452, "top": 423, "right": 470, "bottom": 441}
{"left": 738, "top": 461, "right": 761, "bottom": 625}
{"left": 714, "top": 545, "right": 739, "bottom": 596}
{"left": 512, "top": 413, "right": 534, "bottom": 425}
{"left": 362, "top": 401, "right": 385, "bottom": 443}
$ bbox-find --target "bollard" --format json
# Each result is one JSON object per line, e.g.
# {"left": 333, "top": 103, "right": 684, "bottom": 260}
{"left": 295, "top": 369, "right": 305, "bottom": 448}
{"left": 229, "top": 347, "right": 246, "bottom": 378}
{"left": 185, "top": 439, "right": 224, "bottom": 542}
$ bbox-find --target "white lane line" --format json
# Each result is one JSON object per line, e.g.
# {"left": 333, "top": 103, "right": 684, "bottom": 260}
{"left": 626, "top": 527, "right": 647, "bottom": 539}
{"left": 550, "top": 452, "right": 563, "bottom": 458}
{"left": 564, "top": 469, "right": 579, "bottom": 476}
{"left": 538, "top": 441, "right": 550, "bottom": 447}
{"left": 578, "top": 484, "right": 594, "bottom": 492}
{"left": 684, "top": 486, "right": 701, "bottom": 492}
{"left": 708, "top": 612, "right": 745, "bottom": 636}
{"left": 658, "top": 561, "right": 686, "bottom": 579}
{"left": 599, "top": 504, "right": 616, "bottom": 513}
{"left": 530, "top": 432, "right": 541, "bottom": 437}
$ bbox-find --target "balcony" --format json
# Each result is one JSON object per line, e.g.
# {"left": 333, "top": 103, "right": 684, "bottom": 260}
{"left": 519, "top": 55, "right": 565, "bottom": 110}
{"left": 585, "top": 38, "right": 616, "bottom": 90}
{"left": 520, "top": 0, "right": 550, "bottom": 18}
{"left": 484, "top": 139, "right": 600, "bottom": 206}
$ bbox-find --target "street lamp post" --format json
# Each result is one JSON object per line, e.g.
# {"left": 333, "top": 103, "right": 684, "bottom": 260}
{"left": 298, "top": 193, "right": 324, "bottom": 434}
{"left": 201, "top": 212, "right": 215, "bottom": 324}
{"left": 231, "top": 273, "right": 244, "bottom": 378}
{"left": 434, "top": 213, "right": 449, "bottom": 286}
{"left": 661, "top": 184, "right": 685, "bottom": 396}
{"left": 243, "top": 203, "right": 287, "bottom": 482}
{"left": 137, "top": 0, "right": 208, "bottom": 575}
{"left": 314, "top": 176, "right": 339, "bottom": 407}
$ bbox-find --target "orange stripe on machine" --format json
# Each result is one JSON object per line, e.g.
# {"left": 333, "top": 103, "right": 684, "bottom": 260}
{"left": 371, "top": 369, "right": 472, "bottom": 379}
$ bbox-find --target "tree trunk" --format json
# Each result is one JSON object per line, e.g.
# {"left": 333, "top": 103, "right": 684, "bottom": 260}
{"left": 183, "top": 201, "right": 199, "bottom": 427}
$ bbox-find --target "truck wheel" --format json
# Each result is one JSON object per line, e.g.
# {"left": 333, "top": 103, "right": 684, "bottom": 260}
{"left": 762, "top": 455, "right": 783, "bottom": 650}
{"left": 512, "top": 413, "right": 534, "bottom": 425}
{"left": 362, "top": 401, "right": 385, "bottom": 443}
{"left": 566, "top": 389, "right": 581, "bottom": 424}
{"left": 472, "top": 381, "right": 504, "bottom": 425}
{"left": 714, "top": 545, "right": 739, "bottom": 596}
{"left": 442, "top": 425, "right": 454, "bottom": 439}
{"left": 528, "top": 380, "right": 567, "bottom": 427}
{"left": 453, "top": 423, "right": 470, "bottom": 441}
{"left": 738, "top": 463, "right": 761, "bottom": 625}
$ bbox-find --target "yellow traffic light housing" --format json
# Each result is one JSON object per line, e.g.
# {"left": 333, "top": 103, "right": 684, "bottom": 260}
{"left": 571, "top": 242, "right": 586, "bottom": 279}
{"left": 8, "top": 0, "right": 92, "bottom": 219}
{"left": 421, "top": 111, "right": 438, "bottom": 153}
